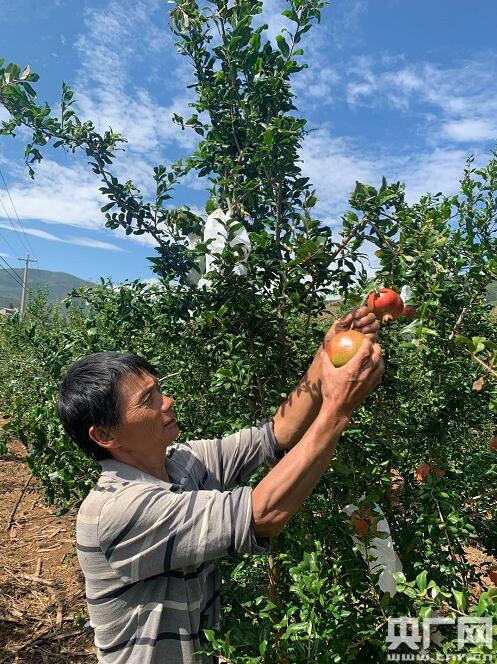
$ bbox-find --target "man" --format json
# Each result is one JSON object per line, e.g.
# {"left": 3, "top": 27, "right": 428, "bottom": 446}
{"left": 56, "top": 307, "right": 382, "bottom": 663}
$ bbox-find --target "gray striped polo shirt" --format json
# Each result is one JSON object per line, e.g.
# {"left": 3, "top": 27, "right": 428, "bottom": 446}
{"left": 76, "top": 420, "right": 281, "bottom": 663}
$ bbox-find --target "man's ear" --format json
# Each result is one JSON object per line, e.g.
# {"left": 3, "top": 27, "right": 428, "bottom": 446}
{"left": 89, "top": 425, "right": 119, "bottom": 451}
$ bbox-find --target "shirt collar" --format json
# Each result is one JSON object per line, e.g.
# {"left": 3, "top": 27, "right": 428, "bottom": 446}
{"left": 99, "top": 457, "right": 182, "bottom": 491}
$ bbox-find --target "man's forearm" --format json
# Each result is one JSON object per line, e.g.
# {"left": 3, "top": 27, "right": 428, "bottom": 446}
{"left": 270, "top": 308, "right": 379, "bottom": 450}
{"left": 252, "top": 406, "right": 349, "bottom": 538}
{"left": 272, "top": 350, "right": 323, "bottom": 450}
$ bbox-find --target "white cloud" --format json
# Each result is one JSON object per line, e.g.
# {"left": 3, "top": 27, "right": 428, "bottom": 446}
{"left": 396, "top": 147, "right": 471, "bottom": 203}
{"left": 0, "top": 222, "right": 126, "bottom": 251}
{"left": 255, "top": 0, "right": 291, "bottom": 44}
{"left": 66, "top": 237, "right": 127, "bottom": 252}
{"left": 330, "top": 0, "right": 367, "bottom": 50}
{"left": 76, "top": 88, "right": 197, "bottom": 157}
{"left": 301, "top": 129, "right": 476, "bottom": 218}
{"left": 0, "top": 159, "right": 105, "bottom": 229}
{"left": 0, "top": 224, "right": 61, "bottom": 241}
{"left": 74, "top": 0, "right": 196, "bottom": 159}
{"left": 0, "top": 152, "right": 206, "bottom": 252}
{"left": 301, "top": 132, "right": 381, "bottom": 217}
{"left": 0, "top": 105, "right": 10, "bottom": 123}
{"left": 294, "top": 66, "right": 340, "bottom": 103}
{"left": 345, "top": 56, "right": 497, "bottom": 145}
{"left": 442, "top": 119, "right": 497, "bottom": 143}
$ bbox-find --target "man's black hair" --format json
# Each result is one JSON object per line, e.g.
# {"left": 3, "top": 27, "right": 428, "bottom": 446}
{"left": 56, "top": 351, "right": 158, "bottom": 461}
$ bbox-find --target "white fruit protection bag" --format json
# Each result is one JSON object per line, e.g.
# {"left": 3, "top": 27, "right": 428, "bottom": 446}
{"left": 342, "top": 501, "right": 403, "bottom": 597}
{"left": 185, "top": 207, "right": 251, "bottom": 287}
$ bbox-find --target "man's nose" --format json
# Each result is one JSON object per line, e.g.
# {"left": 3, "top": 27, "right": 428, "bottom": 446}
{"left": 161, "top": 395, "right": 175, "bottom": 411}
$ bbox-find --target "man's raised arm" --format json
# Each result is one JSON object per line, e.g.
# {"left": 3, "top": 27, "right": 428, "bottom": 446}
{"left": 272, "top": 307, "right": 379, "bottom": 451}
{"left": 252, "top": 337, "right": 384, "bottom": 539}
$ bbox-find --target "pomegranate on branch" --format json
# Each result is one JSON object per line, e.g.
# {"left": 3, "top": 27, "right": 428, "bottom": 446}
{"left": 488, "top": 435, "right": 497, "bottom": 452}
{"left": 415, "top": 462, "right": 445, "bottom": 482}
{"left": 402, "top": 305, "right": 417, "bottom": 320}
{"left": 367, "top": 287, "right": 405, "bottom": 323}
{"left": 350, "top": 506, "right": 380, "bottom": 539}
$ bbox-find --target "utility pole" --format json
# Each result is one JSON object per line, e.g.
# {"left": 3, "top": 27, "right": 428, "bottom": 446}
{"left": 17, "top": 253, "right": 37, "bottom": 318}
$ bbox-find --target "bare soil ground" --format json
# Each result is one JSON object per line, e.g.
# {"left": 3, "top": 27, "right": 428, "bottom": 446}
{"left": 0, "top": 436, "right": 95, "bottom": 663}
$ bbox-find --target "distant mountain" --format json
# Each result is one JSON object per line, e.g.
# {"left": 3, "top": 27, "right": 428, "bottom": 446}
{"left": 0, "top": 268, "right": 95, "bottom": 310}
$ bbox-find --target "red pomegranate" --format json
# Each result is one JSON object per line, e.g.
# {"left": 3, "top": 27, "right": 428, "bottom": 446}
{"left": 367, "top": 287, "right": 405, "bottom": 323}
{"left": 416, "top": 463, "right": 431, "bottom": 482}
{"left": 326, "top": 330, "right": 364, "bottom": 368}
{"left": 416, "top": 462, "right": 445, "bottom": 482}
{"left": 402, "top": 305, "right": 417, "bottom": 320}
{"left": 350, "top": 506, "right": 380, "bottom": 539}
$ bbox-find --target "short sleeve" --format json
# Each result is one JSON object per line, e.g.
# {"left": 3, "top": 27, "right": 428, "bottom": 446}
{"left": 97, "top": 483, "right": 271, "bottom": 583}
{"left": 180, "top": 418, "right": 283, "bottom": 492}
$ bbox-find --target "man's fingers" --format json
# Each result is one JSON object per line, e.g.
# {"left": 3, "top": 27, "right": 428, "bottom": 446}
{"left": 346, "top": 335, "right": 374, "bottom": 368}
{"left": 369, "top": 362, "right": 385, "bottom": 389}
{"left": 335, "top": 312, "right": 354, "bottom": 330}
{"left": 353, "top": 306, "right": 371, "bottom": 321}
{"left": 361, "top": 343, "right": 382, "bottom": 370}
{"left": 371, "top": 342, "right": 383, "bottom": 366}
{"left": 361, "top": 324, "right": 380, "bottom": 339}
{"left": 372, "top": 356, "right": 385, "bottom": 384}
{"left": 351, "top": 340, "right": 382, "bottom": 375}
{"left": 354, "top": 313, "right": 378, "bottom": 328}
{"left": 335, "top": 308, "right": 378, "bottom": 334}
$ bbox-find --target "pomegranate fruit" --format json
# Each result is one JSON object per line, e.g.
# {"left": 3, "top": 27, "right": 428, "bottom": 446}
{"left": 488, "top": 435, "right": 497, "bottom": 452}
{"left": 367, "top": 287, "right": 404, "bottom": 323}
{"left": 402, "top": 305, "right": 417, "bottom": 320}
{"left": 416, "top": 462, "right": 445, "bottom": 482}
{"left": 416, "top": 463, "right": 431, "bottom": 482}
{"left": 326, "top": 330, "right": 364, "bottom": 368}
{"left": 350, "top": 506, "right": 380, "bottom": 539}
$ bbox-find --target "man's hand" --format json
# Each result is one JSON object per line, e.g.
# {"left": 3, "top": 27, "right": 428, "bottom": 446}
{"left": 254, "top": 338, "right": 383, "bottom": 539}
{"left": 272, "top": 308, "right": 380, "bottom": 452}
{"left": 319, "top": 336, "right": 384, "bottom": 418}
{"left": 323, "top": 307, "right": 380, "bottom": 350}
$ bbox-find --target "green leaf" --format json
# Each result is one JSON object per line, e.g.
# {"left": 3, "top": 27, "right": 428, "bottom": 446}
{"left": 276, "top": 35, "right": 290, "bottom": 57}
{"left": 418, "top": 606, "right": 433, "bottom": 619}
{"left": 453, "top": 590, "right": 468, "bottom": 612}
{"left": 416, "top": 571, "right": 428, "bottom": 592}
{"left": 281, "top": 8, "right": 297, "bottom": 21}
{"left": 281, "top": 622, "right": 308, "bottom": 639}
{"left": 205, "top": 198, "right": 217, "bottom": 214}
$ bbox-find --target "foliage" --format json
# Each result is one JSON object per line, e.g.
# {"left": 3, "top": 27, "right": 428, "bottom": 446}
{"left": 1, "top": 0, "right": 497, "bottom": 661}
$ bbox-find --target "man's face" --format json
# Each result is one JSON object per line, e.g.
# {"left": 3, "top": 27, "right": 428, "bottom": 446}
{"left": 111, "top": 370, "right": 180, "bottom": 455}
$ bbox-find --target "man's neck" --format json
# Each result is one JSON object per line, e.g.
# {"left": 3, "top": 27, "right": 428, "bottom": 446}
{"left": 109, "top": 451, "right": 170, "bottom": 483}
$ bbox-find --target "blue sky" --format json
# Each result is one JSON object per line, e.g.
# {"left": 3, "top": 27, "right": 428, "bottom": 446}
{"left": 1, "top": 0, "right": 496, "bottom": 284}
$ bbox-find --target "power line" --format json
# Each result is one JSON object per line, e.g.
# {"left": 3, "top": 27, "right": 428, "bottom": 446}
{"left": 0, "top": 202, "right": 24, "bottom": 256}
{"left": 0, "top": 167, "right": 39, "bottom": 262}
{"left": 0, "top": 256, "right": 27, "bottom": 290}
{"left": 0, "top": 198, "right": 28, "bottom": 254}
{"left": 0, "top": 255, "right": 27, "bottom": 288}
